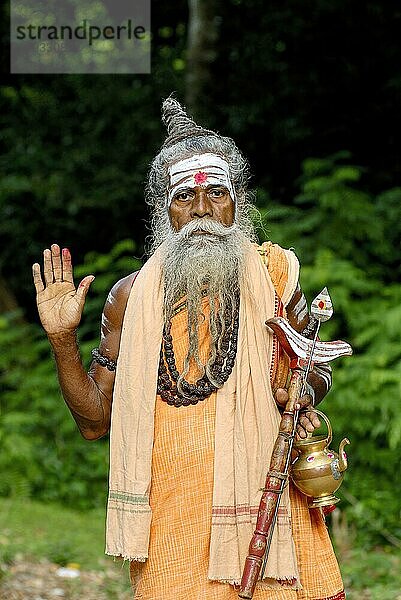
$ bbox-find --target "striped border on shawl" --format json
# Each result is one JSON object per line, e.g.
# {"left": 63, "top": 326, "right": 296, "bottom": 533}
{"left": 313, "top": 591, "right": 346, "bottom": 600}
{"left": 211, "top": 505, "right": 288, "bottom": 526}
{"left": 107, "top": 491, "right": 151, "bottom": 515}
{"left": 108, "top": 491, "right": 150, "bottom": 506}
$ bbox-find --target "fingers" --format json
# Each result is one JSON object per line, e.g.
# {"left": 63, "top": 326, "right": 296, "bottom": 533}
{"left": 51, "top": 244, "right": 62, "bottom": 282}
{"left": 274, "top": 388, "right": 320, "bottom": 439}
{"left": 62, "top": 247, "right": 74, "bottom": 284}
{"left": 295, "top": 393, "right": 313, "bottom": 411}
{"left": 43, "top": 248, "right": 54, "bottom": 286}
{"left": 32, "top": 262, "right": 44, "bottom": 293}
{"left": 76, "top": 275, "right": 95, "bottom": 306}
{"left": 275, "top": 388, "right": 289, "bottom": 407}
{"left": 309, "top": 412, "right": 321, "bottom": 428}
{"left": 39, "top": 244, "right": 74, "bottom": 287}
{"left": 297, "top": 414, "right": 315, "bottom": 438}
{"left": 296, "top": 410, "right": 321, "bottom": 439}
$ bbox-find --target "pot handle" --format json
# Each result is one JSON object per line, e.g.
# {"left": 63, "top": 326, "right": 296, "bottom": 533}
{"left": 309, "top": 408, "right": 332, "bottom": 446}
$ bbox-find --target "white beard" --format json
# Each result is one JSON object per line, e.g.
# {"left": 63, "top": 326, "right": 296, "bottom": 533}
{"left": 162, "top": 218, "right": 248, "bottom": 388}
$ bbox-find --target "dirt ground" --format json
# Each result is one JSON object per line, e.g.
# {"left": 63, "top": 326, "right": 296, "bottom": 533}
{"left": 0, "top": 557, "right": 132, "bottom": 600}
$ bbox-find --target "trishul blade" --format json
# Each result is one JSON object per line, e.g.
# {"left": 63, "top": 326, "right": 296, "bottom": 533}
{"left": 311, "top": 287, "right": 333, "bottom": 322}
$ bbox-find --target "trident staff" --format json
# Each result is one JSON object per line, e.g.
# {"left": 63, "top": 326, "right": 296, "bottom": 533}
{"left": 238, "top": 288, "right": 352, "bottom": 599}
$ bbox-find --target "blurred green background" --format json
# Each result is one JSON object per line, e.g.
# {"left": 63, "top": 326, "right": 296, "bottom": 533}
{"left": 1, "top": 1, "right": 401, "bottom": 598}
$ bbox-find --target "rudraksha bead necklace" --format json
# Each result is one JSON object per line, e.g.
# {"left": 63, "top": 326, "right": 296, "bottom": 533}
{"left": 157, "top": 296, "right": 240, "bottom": 407}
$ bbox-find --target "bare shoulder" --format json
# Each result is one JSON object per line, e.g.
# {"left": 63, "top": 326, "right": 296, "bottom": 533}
{"left": 108, "top": 271, "right": 139, "bottom": 302}
{"left": 103, "top": 271, "right": 140, "bottom": 327}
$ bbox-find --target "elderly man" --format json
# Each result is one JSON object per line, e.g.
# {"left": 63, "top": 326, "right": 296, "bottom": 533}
{"left": 33, "top": 98, "right": 345, "bottom": 599}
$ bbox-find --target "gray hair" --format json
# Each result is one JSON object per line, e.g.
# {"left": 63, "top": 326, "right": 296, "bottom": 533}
{"left": 145, "top": 134, "right": 258, "bottom": 254}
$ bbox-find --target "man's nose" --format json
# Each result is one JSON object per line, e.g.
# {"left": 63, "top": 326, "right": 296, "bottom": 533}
{"left": 190, "top": 189, "right": 213, "bottom": 218}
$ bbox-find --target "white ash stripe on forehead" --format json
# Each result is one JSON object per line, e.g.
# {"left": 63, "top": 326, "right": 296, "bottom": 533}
{"left": 169, "top": 153, "right": 230, "bottom": 174}
{"left": 167, "top": 153, "right": 235, "bottom": 204}
{"left": 172, "top": 166, "right": 228, "bottom": 178}
{"left": 172, "top": 169, "right": 230, "bottom": 188}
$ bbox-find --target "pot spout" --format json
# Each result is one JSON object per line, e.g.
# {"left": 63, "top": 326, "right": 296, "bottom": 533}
{"left": 338, "top": 438, "right": 350, "bottom": 472}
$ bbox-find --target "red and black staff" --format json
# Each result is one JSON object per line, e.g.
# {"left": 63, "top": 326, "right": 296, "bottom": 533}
{"left": 238, "top": 288, "right": 352, "bottom": 599}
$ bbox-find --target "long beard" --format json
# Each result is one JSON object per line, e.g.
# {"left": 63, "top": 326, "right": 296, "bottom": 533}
{"left": 162, "top": 218, "right": 247, "bottom": 389}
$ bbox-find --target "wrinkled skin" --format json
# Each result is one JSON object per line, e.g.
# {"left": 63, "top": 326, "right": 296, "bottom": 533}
{"left": 169, "top": 184, "right": 235, "bottom": 231}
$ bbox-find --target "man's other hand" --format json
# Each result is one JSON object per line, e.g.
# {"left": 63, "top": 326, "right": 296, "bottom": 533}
{"left": 275, "top": 388, "right": 321, "bottom": 440}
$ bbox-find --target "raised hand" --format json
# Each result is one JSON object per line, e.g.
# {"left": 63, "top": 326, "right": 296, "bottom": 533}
{"left": 32, "top": 243, "right": 94, "bottom": 336}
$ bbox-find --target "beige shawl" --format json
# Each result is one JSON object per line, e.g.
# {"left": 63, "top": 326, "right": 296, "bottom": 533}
{"left": 105, "top": 240, "right": 300, "bottom": 587}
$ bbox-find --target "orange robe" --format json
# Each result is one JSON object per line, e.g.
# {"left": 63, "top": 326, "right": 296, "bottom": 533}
{"left": 131, "top": 296, "right": 345, "bottom": 600}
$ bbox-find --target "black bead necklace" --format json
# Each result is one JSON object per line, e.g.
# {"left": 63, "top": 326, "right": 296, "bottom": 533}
{"left": 157, "top": 296, "right": 240, "bottom": 407}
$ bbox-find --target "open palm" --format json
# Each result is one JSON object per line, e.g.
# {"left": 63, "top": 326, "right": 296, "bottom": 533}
{"left": 32, "top": 244, "right": 94, "bottom": 335}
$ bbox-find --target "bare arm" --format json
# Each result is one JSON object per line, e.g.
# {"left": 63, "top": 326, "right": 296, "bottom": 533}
{"left": 33, "top": 243, "right": 135, "bottom": 440}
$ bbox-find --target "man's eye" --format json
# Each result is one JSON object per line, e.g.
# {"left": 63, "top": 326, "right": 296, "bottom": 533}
{"left": 175, "top": 192, "right": 191, "bottom": 201}
{"left": 209, "top": 188, "right": 226, "bottom": 198}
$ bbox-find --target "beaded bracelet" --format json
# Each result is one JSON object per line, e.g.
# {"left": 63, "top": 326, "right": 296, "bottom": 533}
{"left": 91, "top": 348, "right": 117, "bottom": 371}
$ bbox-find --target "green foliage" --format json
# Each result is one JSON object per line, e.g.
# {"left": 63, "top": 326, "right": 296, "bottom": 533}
{"left": 2, "top": 3, "right": 400, "bottom": 319}
{"left": 260, "top": 156, "right": 401, "bottom": 547}
{"left": 262, "top": 152, "right": 401, "bottom": 280}
{"left": 75, "top": 238, "right": 141, "bottom": 340}
{"left": 0, "top": 497, "right": 104, "bottom": 567}
{"left": 212, "top": 2, "right": 401, "bottom": 198}
{"left": 0, "top": 241, "right": 141, "bottom": 509}
{"left": 340, "top": 546, "right": 401, "bottom": 599}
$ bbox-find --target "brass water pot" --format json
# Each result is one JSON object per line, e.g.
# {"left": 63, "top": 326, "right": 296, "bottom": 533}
{"left": 291, "top": 409, "right": 350, "bottom": 509}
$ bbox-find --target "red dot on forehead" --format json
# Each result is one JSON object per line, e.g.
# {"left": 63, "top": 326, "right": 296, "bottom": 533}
{"left": 194, "top": 171, "right": 208, "bottom": 185}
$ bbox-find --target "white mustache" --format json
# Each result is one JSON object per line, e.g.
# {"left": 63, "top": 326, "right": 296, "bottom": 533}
{"left": 177, "top": 218, "right": 237, "bottom": 240}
